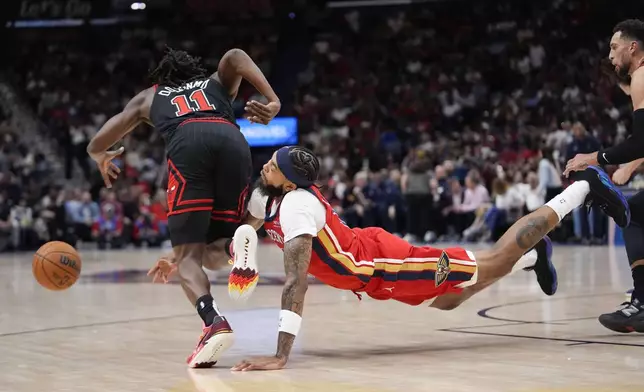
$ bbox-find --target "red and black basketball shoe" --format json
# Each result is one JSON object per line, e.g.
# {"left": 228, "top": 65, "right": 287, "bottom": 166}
{"left": 186, "top": 316, "right": 235, "bottom": 368}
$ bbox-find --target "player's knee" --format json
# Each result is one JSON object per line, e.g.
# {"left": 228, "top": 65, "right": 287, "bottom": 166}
{"left": 203, "top": 254, "right": 229, "bottom": 271}
{"left": 624, "top": 225, "right": 644, "bottom": 265}
{"left": 202, "top": 239, "right": 230, "bottom": 270}
{"left": 475, "top": 249, "right": 510, "bottom": 281}
{"left": 174, "top": 244, "right": 205, "bottom": 268}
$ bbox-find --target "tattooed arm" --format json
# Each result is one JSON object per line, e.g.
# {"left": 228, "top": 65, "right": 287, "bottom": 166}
{"left": 231, "top": 234, "right": 312, "bottom": 371}
{"left": 276, "top": 234, "right": 312, "bottom": 361}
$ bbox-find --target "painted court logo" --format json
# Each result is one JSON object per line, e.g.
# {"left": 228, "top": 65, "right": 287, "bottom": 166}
{"left": 435, "top": 251, "right": 451, "bottom": 287}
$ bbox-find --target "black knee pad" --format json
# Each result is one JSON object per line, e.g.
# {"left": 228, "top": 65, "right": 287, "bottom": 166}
{"left": 623, "top": 221, "right": 644, "bottom": 266}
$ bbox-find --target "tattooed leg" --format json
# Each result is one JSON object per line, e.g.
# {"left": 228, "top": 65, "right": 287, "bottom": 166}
{"left": 432, "top": 181, "right": 591, "bottom": 310}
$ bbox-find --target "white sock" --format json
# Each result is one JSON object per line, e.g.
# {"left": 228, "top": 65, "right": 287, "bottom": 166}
{"left": 511, "top": 249, "right": 538, "bottom": 273}
{"left": 544, "top": 180, "right": 590, "bottom": 222}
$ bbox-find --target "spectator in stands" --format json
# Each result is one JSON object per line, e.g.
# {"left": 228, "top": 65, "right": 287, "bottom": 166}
{"left": 67, "top": 191, "right": 99, "bottom": 243}
{"left": 524, "top": 172, "right": 545, "bottom": 213}
{"left": 451, "top": 171, "right": 490, "bottom": 236}
{"left": 538, "top": 147, "right": 563, "bottom": 201}
{"left": 341, "top": 171, "right": 371, "bottom": 229}
{"left": 0, "top": 193, "right": 11, "bottom": 251}
{"left": 150, "top": 189, "right": 168, "bottom": 239}
{"left": 134, "top": 193, "right": 162, "bottom": 248}
{"left": 64, "top": 118, "right": 92, "bottom": 180}
{"left": 426, "top": 176, "right": 452, "bottom": 242}
{"left": 401, "top": 150, "right": 431, "bottom": 242}
{"left": 10, "top": 198, "right": 34, "bottom": 250}
{"left": 363, "top": 171, "right": 398, "bottom": 233}
{"left": 93, "top": 203, "right": 123, "bottom": 250}
{"left": 487, "top": 177, "right": 524, "bottom": 240}
{"left": 565, "top": 122, "right": 605, "bottom": 244}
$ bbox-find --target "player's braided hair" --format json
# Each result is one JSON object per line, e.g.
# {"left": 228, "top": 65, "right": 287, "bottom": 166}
{"left": 149, "top": 47, "right": 208, "bottom": 87}
{"left": 289, "top": 146, "right": 320, "bottom": 185}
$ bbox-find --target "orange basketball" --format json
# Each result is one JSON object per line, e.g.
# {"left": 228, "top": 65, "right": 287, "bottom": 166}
{"left": 32, "top": 241, "right": 82, "bottom": 291}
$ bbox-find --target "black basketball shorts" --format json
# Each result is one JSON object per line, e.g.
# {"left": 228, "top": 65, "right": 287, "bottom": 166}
{"left": 165, "top": 117, "right": 252, "bottom": 246}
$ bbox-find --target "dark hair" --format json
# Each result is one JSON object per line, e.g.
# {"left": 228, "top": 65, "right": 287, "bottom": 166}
{"left": 614, "top": 19, "right": 644, "bottom": 45}
{"left": 149, "top": 47, "right": 208, "bottom": 87}
{"left": 539, "top": 145, "right": 554, "bottom": 161}
{"left": 289, "top": 146, "right": 320, "bottom": 185}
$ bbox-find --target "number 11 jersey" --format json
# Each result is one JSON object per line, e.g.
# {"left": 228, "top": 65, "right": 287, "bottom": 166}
{"left": 150, "top": 78, "right": 238, "bottom": 137}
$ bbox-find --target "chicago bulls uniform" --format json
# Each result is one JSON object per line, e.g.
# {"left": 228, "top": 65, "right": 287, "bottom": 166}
{"left": 150, "top": 78, "right": 251, "bottom": 246}
{"left": 248, "top": 186, "right": 478, "bottom": 305}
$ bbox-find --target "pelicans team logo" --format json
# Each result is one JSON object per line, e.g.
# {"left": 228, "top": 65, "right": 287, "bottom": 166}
{"left": 435, "top": 251, "right": 451, "bottom": 287}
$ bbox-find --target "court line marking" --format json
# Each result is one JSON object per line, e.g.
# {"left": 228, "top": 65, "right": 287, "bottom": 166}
{"left": 437, "top": 292, "right": 644, "bottom": 348}
{"left": 477, "top": 292, "right": 619, "bottom": 324}
{"left": 438, "top": 328, "right": 644, "bottom": 348}
{"left": 0, "top": 313, "right": 195, "bottom": 338}
{"left": 0, "top": 301, "right": 336, "bottom": 338}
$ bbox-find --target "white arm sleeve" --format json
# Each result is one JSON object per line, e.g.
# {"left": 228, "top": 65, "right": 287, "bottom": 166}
{"left": 280, "top": 190, "right": 326, "bottom": 243}
{"left": 248, "top": 189, "right": 268, "bottom": 220}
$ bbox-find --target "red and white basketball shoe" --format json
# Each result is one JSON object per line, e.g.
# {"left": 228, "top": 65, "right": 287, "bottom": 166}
{"left": 228, "top": 224, "right": 259, "bottom": 301}
{"left": 186, "top": 316, "right": 235, "bottom": 368}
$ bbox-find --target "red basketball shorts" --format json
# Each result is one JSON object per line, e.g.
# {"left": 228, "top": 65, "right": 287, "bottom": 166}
{"left": 355, "top": 227, "right": 478, "bottom": 306}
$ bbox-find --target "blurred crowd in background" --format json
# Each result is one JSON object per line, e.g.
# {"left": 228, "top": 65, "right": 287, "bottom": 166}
{"left": 0, "top": 0, "right": 641, "bottom": 251}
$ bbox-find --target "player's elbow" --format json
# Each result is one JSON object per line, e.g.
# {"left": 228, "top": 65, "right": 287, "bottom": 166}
{"left": 86, "top": 139, "right": 99, "bottom": 155}
{"left": 431, "top": 297, "right": 464, "bottom": 311}
{"left": 222, "top": 48, "right": 250, "bottom": 70}
{"left": 434, "top": 302, "right": 460, "bottom": 311}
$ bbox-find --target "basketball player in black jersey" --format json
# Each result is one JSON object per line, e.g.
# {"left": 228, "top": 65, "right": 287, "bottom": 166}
{"left": 87, "top": 47, "right": 280, "bottom": 367}
{"left": 565, "top": 19, "right": 644, "bottom": 333}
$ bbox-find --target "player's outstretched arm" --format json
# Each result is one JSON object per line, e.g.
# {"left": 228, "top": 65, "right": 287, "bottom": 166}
{"left": 613, "top": 157, "right": 644, "bottom": 184}
{"left": 565, "top": 70, "right": 644, "bottom": 175}
{"left": 232, "top": 234, "right": 312, "bottom": 372}
{"left": 213, "top": 48, "right": 280, "bottom": 125}
{"left": 87, "top": 88, "right": 153, "bottom": 188}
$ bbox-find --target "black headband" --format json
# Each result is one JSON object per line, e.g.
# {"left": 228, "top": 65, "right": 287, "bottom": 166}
{"left": 276, "top": 146, "right": 314, "bottom": 188}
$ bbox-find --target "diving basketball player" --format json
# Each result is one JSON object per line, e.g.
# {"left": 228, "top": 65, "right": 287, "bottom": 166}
{"left": 565, "top": 19, "right": 644, "bottom": 333}
{"left": 222, "top": 146, "right": 629, "bottom": 371}
{"left": 87, "top": 47, "right": 279, "bottom": 367}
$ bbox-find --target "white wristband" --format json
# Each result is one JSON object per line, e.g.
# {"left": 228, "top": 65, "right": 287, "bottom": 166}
{"left": 278, "top": 310, "right": 302, "bottom": 336}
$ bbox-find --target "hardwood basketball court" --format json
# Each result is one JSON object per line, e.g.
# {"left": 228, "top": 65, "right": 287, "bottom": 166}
{"left": 1, "top": 242, "right": 643, "bottom": 392}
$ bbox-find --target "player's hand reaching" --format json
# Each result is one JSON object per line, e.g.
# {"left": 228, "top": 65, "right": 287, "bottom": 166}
{"left": 231, "top": 355, "right": 287, "bottom": 372}
{"left": 147, "top": 254, "right": 177, "bottom": 284}
{"left": 244, "top": 100, "right": 281, "bottom": 125}
{"left": 89, "top": 146, "right": 125, "bottom": 189}
{"left": 613, "top": 165, "right": 636, "bottom": 185}
{"left": 564, "top": 152, "right": 599, "bottom": 177}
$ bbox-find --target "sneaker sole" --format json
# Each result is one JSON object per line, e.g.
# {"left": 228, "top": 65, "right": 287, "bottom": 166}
{"left": 587, "top": 166, "right": 631, "bottom": 227}
{"left": 598, "top": 315, "right": 637, "bottom": 333}
{"left": 228, "top": 225, "right": 259, "bottom": 302}
{"left": 535, "top": 236, "right": 557, "bottom": 296}
{"left": 188, "top": 330, "right": 235, "bottom": 368}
